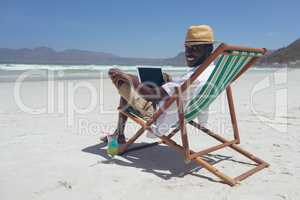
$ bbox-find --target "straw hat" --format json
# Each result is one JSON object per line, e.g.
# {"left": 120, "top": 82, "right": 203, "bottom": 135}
{"left": 185, "top": 25, "right": 214, "bottom": 45}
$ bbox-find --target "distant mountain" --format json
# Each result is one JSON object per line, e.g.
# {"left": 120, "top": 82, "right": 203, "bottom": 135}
{"left": 0, "top": 47, "right": 122, "bottom": 65}
{"left": 261, "top": 38, "right": 300, "bottom": 64}
{"left": 1, "top": 38, "right": 300, "bottom": 67}
{"left": 163, "top": 52, "right": 186, "bottom": 66}
{"left": 0, "top": 46, "right": 179, "bottom": 66}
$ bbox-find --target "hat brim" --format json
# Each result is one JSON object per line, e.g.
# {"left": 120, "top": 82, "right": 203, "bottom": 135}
{"left": 185, "top": 41, "right": 214, "bottom": 45}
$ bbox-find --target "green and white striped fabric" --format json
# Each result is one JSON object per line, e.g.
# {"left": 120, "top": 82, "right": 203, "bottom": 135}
{"left": 184, "top": 50, "right": 263, "bottom": 122}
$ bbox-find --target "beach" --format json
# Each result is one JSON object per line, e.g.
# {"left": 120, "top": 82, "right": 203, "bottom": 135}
{"left": 0, "top": 67, "right": 299, "bottom": 200}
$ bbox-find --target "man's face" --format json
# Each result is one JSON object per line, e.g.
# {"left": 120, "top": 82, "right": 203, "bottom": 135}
{"left": 185, "top": 44, "right": 206, "bottom": 67}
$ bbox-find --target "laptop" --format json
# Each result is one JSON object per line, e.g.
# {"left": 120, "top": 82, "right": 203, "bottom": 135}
{"left": 137, "top": 67, "right": 165, "bottom": 87}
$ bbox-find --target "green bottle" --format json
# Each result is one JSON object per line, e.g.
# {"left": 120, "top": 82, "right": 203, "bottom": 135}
{"left": 107, "top": 135, "right": 119, "bottom": 157}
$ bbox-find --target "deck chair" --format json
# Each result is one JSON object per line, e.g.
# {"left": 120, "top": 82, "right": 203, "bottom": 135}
{"left": 117, "top": 43, "right": 269, "bottom": 186}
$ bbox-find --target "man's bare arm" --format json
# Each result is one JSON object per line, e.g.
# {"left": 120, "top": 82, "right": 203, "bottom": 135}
{"left": 108, "top": 68, "right": 169, "bottom": 102}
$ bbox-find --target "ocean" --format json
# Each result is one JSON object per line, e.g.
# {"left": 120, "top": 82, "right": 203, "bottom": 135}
{"left": 0, "top": 64, "right": 280, "bottom": 82}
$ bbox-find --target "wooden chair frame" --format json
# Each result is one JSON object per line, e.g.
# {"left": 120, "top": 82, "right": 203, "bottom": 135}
{"left": 117, "top": 43, "right": 269, "bottom": 186}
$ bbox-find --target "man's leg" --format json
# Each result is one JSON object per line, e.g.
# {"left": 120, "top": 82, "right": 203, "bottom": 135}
{"left": 117, "top": 81, "right": 155, "bottom": 118}
{"left": 113, "top": 97, "right": 128, "bottom": 143}
{"left": 102, "top": 68, "right": 166, "bottom": 143}
{"left": 100, "top": 97, "right": 128, "bottom": 143}
{"left": 101, "top": 69, "right": 150, "bottom": 143}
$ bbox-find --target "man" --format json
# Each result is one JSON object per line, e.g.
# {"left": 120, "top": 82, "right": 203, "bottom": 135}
{"left": 101, "top": 25, "right": 215, "bottom": 143}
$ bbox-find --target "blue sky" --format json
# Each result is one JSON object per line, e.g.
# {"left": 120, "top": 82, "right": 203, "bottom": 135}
{"left": 1, "top": 0, "right": 299, "bottom": 58}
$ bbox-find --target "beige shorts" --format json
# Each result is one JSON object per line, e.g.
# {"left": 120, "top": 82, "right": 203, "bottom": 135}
{"left": 116, "top": 72, "right": 171, "bottom": 119}
{"left": 118, "top": 83, "right": 155, "bottom": 119}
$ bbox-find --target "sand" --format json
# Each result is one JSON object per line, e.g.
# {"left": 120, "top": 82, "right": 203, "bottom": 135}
{"left": 0, "top": 68, "right": 300, "bottom": 200}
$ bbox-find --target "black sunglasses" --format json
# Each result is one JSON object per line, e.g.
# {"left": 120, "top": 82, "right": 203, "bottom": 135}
{"left": 185, "top": 45, "right": 205, "bottom": 52}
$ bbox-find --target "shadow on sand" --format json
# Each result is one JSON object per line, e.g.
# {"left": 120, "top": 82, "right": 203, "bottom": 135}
{"left": 82, "top": 142, "right": 254, "bottom": 183}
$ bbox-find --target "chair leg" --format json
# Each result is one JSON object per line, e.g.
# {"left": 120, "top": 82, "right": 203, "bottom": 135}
{"left": 119, "top": 126, "right": 180, "bottom": 155}
{"left": 159, "top": 135, "right": 237, "bottom": 186}
{"left": 166, "top": 127, "right": 180, "bottom": 139}
{"left": 116, "top": 103, "right": 268, "bottom": 186}
{"left": 189, "top": 120, "right": 269, "bottom": 166}
{"left": 175, "top": 87, "right": 190, "bottom": 162}
{"left": 187, "top": 120, "right": 269, "bottom": 186}
{"left": 193, "top": 157, "right": 237, "bottom": 186}
{"left": 226, "top": 86, "right": 240, "bottom": 144}
{"left": 118, "top": 127, "right": 145, "bottom": 154}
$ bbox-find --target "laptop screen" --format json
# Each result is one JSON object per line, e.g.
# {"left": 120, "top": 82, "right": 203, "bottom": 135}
{"left": 137, "top": 67, "right": 165, "bottom": 87}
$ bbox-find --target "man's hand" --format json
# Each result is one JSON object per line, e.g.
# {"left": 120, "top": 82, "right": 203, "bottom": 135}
{"left": 108, "top": 68, "right": 131, "bottom": 87}
{"left": 163, "top": 72, "right": 172, "bottom": 82}
{"left": 108, "top": 68, "right": 121, "bottom": 83}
